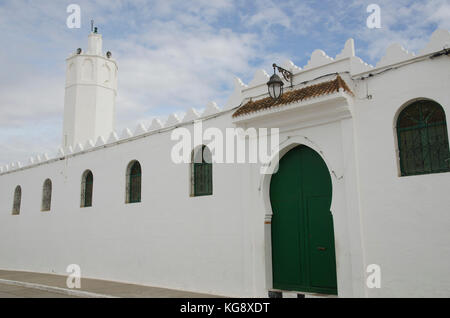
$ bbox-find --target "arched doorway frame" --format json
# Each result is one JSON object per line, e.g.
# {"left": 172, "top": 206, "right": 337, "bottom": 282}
{"left": 260, "top": 136, "right": 341, "bottom": 295}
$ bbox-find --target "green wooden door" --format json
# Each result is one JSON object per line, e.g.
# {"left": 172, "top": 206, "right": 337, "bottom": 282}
{"left": 270, "top": 145, "right": 337, "bottom": 295}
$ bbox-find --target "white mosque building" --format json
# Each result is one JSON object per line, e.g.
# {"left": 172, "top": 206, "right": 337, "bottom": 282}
{"left": 0, "top": 29, "right": 449, "bottom": 298}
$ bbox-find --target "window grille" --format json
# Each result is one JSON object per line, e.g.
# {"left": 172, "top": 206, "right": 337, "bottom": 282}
{"left": 12, "top": 186, "right": 21, "bottom": 215}
{"left": 397, "top": 100, "right": 450, "bottom": 176}
{"left": 41, "top": 179, "right": 52, "bottom": 211}
{"left": 81, "top": 170, "right": 93, "bottom": 208}
{"left": 192, "top": 145, "right": 213, "bottom": 196}
{"left": 127, "top": 161, "right": 142, "bottom": 203}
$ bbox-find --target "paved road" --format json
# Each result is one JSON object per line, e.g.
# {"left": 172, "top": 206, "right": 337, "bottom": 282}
{"left": 0, "top": 282, "right": 78, "bottom": 298}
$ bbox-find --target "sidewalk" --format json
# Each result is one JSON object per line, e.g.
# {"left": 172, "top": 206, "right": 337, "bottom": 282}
{"left": 0, "top": 282, "right": 79, "bottom": 298}
{"left": 0, "top": 270, "right": 221, "bottom": 298}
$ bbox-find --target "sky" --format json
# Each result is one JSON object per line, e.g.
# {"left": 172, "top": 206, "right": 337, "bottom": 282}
{"left": 0, "top": 0, "right": 449, "bottom": 166}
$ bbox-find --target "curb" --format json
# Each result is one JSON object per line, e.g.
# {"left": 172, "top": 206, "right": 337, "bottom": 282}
{"left": 0, "top": 278, "right": 117, "bottom": 298}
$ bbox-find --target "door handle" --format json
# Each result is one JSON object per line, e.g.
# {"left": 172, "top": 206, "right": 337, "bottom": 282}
{"left": 317, "top": 247, "right": 327, "bottom": 251}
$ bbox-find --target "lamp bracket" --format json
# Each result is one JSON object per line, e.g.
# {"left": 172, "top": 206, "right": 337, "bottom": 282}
{"left": 273, "top": 64, "right": 293, "bottom": 87}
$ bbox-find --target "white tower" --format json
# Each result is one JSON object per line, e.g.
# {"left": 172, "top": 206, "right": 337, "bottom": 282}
{"left": 62, "top": 30, "right": 118, "bottom": 148}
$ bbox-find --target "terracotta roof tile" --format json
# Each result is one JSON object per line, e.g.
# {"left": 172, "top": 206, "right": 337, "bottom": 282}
{"left": 232, "top": 75, "right": 353, "bottom": 118}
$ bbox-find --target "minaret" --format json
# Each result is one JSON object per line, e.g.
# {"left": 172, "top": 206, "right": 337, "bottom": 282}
{"left": 62, "top": 28, "right": 118, "bottom": 148}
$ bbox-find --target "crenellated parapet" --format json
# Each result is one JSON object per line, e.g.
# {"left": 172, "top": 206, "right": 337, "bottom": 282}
{"left": 148, "top": 119, "right": 163, "bottom": 131}
{"left": 376, "top": 44, "right": 416, "bottom": 68}
{"left": 182, "top": 108, "right": 200, "bottom": 122}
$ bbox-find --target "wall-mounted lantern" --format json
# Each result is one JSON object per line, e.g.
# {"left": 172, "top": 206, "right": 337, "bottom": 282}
{"left": 267, "top": 63, "right": 293, "bottom": 100}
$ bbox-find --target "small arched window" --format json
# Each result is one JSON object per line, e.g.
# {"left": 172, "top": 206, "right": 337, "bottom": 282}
{"left": 81, "top": 170, "right": 94, "bottom": 208}
{"left": 126, "top": 160, "right": 141, "bottom": 203}
{"left": 191, "top": 145, "right": 213, "bottom": 197}
{"left": 12, "top": 185, "right": 21, "bottom": 215}
{"left": 397, "top": 100, "right": 450, "bottom": 176}
{"left": 41, "top": 179, "right": 52, "bottom": 212}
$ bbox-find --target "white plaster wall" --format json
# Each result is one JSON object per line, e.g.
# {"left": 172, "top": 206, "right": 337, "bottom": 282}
{"left": 95, "top": 87, "right": 116, "bottom": 139}
{"left": 0, "top": 105, "right": 364, "bottom": 297}
{"left": 0, "top": 115, "right": 253, "bottom": 297}
{"left": 352, "top": 58, "right": 450, "bottom": 297}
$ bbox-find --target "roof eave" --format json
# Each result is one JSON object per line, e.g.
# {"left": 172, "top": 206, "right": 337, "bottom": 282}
{"left": 232, "top": 91, "right": 353, "bottom": 125}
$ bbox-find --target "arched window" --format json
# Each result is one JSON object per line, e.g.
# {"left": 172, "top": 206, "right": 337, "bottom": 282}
{"left": 397, "top": 100, "right": 450, "bottom": 176}
{"left": 81, "top": 170, "right": 94, "bottom": 208}
{"left": 12, "top": 185, "right": 21, "bottom": 215}
{"left": 191, "top": 145, "right": 213, "bottom": 197}
{"left": 41, "top": 179, "right": 52, "bottom": 212}
{"left": 126, "top": 161, "right": 141, "bottom": 203}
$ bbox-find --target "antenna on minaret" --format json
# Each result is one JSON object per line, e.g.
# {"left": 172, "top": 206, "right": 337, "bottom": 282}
{"left": 90, "top": 19, "right": 98, "bottom": 34}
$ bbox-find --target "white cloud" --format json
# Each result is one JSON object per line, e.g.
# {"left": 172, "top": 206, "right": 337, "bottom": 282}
{"left": 354, "top": 0, "right": 450, "bottom": 60}
{"left": 244, "top": 1, "right": 291, "bottom": 30}
{"left": 110, "top": 13, "right": 261, "bottom": 131}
